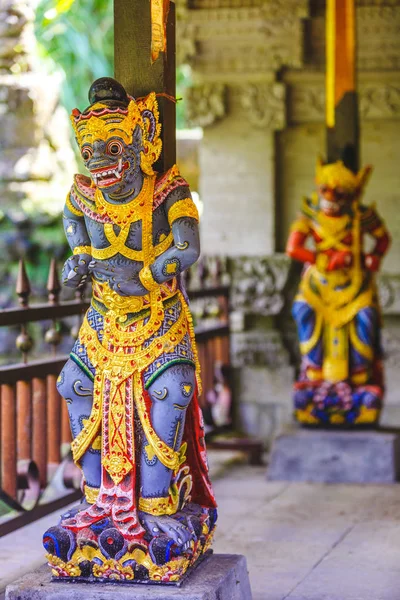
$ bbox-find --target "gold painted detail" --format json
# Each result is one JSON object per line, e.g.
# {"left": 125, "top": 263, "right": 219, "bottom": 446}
{"left": 167, "top": 198, "right": 199, "bottom": 227}
{"left": 46, "top": 554, "right": 82, "bottom": 578}
{"left": 351, "top": 370, "right": 370, "bottom": 385}
{"left": 94, "top": 175, "right": 153, "bottom": 227}
{"left": 84, "top": 483, "right": 100, "bottom": 504}
{"left": 323, "top": 322, "right": 349, "bottom": 383}
{"left": 138, "top": 485, "right": 180, "bottom": 516}
{"left": 91, "top": 223, "right": 173, "bottom": 261}
{"left": 354, "top": 405, "right": 379, "bottom": 425}
{"left": 92, "top": 560, "right": 134, "bottom": 581}
{"left": 92, "top": 280, "right": 147, "bottom": 322}
{"left": 314, "top": 212, "right": 351, "bottom": 252}
{"left": 90, "top": 175, "right": 173, "bottom": 261}
{"left": 65, "top": 193, "right": 84, "bottom": 217}
{"left": 139, "top": 265, "right": 159, "bottom": 292}
{"left": 165, "top": 262, "right": 178, "bottom": 274}
{"left": 151, "top": 0, "right": 169, "bottom": 63}
{"left": 73, "top": 245, "right": 92, "bottom": 256}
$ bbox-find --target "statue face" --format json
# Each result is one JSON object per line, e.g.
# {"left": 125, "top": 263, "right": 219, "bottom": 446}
{"left": 318, "top": 185, "right": 354, "bottom": 216}
{"left": 80, "top": 125, "right": 143, "bottom": 196}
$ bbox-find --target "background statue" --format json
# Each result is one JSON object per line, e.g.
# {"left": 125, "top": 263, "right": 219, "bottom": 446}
{"left": 43, "top": 77, "right": 217, "bottom": 583}
{"left": 286, "top": 159, "right": 390, "bottom": 426}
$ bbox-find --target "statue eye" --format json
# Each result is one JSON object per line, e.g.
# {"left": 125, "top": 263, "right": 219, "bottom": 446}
{"left": 107, "top": 140, "right": 124, "bottom": 156}
{"left": 81, "top": 146, "right": 92, "bottom": 161}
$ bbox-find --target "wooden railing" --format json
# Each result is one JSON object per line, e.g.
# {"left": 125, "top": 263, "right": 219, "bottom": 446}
{"left": 0, "top": 258, "right": 230, "bottom": 534}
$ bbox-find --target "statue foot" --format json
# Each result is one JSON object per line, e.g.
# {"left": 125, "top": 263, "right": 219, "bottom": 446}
{"left": 139, "top": 511, "right": 194, "bottom": 551}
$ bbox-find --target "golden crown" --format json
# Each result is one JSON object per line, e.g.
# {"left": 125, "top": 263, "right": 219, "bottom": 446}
{"left": 315, "top": 157, "right": 372, "bottom": 193}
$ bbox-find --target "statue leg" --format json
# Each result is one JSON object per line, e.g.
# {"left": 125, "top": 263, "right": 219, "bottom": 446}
{"left": 139, "top": 363, "right": 196, "bottom": 549}
{"left": 292, "top": 299, "right": 323, "bottom": 379}
{"left": 57, "top": 359, "right": 101, "bottom": 496}
{"left": 350, "top": 306, "right": 379, "bottom": 384}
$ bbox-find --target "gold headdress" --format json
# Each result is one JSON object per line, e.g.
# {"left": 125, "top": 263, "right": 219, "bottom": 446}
{"left": 315, "top": 157, "right": 372, "bottom": 194}
{"left": 70, "top": 92, "right": 162, "bottom": 176}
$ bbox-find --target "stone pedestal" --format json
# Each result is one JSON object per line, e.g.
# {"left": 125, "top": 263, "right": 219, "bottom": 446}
{"left": 5, "top": 554, "right": 252, "bottom": 600}
{"left": 267, "top": 430, "right": 400, "bottom": 483}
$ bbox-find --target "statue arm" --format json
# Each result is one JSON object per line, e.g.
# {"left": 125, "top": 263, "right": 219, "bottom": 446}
{"left": 63, "top": 191, "right": 91, "bottom": 254}
{"left": 286, "top": 217, "right": 315, "bottom": 264}
{"left": 362, "top": 206, "right": 391, "bottom": 271}
{"left": 140, "top": 188, "right": 200, "bottom": 289}
{"left": 62, "top": 191, "right": 91, "bottom": 287}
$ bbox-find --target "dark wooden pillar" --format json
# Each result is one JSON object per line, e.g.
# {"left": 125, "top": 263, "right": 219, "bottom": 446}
{"left": 114, "top": 0, "right": 176, "bottom": 172}
{"left": 326, "top": 0, "right": 358, "bottom": 171}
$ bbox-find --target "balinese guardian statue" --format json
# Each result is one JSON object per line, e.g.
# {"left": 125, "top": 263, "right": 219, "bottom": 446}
{"left": 43, "top": 78, "right": 217, "bottom": 583}
{"left": 286, "top": 158, "right": 390, "bottom": 426}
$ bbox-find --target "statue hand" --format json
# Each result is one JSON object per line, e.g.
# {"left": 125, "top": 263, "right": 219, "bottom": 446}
{"left": 364, "top": 254, "right": 381, "bottom": 272}
{"left": 62, "top": 254, "right": 91, "bottom": 288}
{"left": 326, "top": 250, "right": 353, "bottom": 271}
{"left": 88, "top": 259, "right": 147, "bottom": 296}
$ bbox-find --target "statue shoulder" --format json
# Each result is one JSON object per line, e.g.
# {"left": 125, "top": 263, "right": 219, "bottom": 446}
{"left": 359, "top": 202, "right": 383, "bottom": 232}
{"left": 68, "top": 174, "right": 99, "bottom": 219}
{"left": 153, "top": 164, "right": 190, "bottom": 209}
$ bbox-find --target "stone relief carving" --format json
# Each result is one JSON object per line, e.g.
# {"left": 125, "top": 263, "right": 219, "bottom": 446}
{"left": 231, "top": 329, "right": 292, "bottom": 368}
{"left": 230, "top": 255, "right": 291, "bottom": 316}
{"left": 176, "top": 22, "right": 197, "bottom": 65}
{"left": 241, "top": 82, "right": 286, "bottom": 130}
{"left": 377, "top": 274, "right": 400, "bottom": 315}
{"left": 180, "top": 5, "right": 308, "bottom": 75}
{"left": 186, "top": 83, "right": 227, "bottom": 128}
{"left": 360, "top": 85, "right": 400, "bottom": 119}
{"left": 260, "top": 0, "right": 309, "bottom": 19}
{"left": 288, "top": 82, "right": 325, "bottom": 124}
{"left": 288, "top": 81, "right": 400, "bottom": 124}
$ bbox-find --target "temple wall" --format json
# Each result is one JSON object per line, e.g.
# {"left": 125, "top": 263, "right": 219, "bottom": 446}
{"left": 179, "top": 0, "right": 400, "bottom": 443}
{"left": 200, "top": 98, "right": 276, "bottom": 256}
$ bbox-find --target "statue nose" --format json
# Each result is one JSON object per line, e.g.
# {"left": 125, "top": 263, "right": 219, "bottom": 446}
{"left": 324, "top": 189, "right": 335, "bottom": 201}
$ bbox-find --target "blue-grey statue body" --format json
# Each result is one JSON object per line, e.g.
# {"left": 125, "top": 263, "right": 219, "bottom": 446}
{"left": 43, "top": 78, "right": 217, "bottom": 583}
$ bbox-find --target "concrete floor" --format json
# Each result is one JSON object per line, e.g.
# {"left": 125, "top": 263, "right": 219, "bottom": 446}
{"left": 2, "top": 459, "right": 400, "bottom": 599}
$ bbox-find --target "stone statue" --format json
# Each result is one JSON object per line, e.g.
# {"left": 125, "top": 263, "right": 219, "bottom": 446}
{"left": 43, "top": 78, "right": 217, "bottom": 583}
{"left": 286, "top": 158, "right": 390, "bottom": 426}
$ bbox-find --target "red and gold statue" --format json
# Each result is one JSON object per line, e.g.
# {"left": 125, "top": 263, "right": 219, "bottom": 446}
{"left": 287, "top": 158, "right": 390, "bottom": 426}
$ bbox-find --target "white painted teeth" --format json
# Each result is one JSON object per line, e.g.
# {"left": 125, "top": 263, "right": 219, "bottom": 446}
{"left": 92, "top": 165, "right": 121, "bottom": 183}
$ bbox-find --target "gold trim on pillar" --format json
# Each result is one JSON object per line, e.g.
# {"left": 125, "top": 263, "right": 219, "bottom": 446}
{"left": 151, "top": 0, "right": 170, "bottom": 63}
{"left": 326, "top": 0, "right": 356, "bottom": 128}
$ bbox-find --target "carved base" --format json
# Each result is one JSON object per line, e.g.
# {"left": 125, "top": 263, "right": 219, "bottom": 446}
{"left": 293, "top": 382, "right": 383, "bottom": 427}
{"left": 43, "top": 504, "right": 217, "bottom": 585}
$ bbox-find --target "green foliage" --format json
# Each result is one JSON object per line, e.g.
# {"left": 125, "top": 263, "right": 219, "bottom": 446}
{"left": 34, "top": 0, "right": 114, "bottom": 112}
